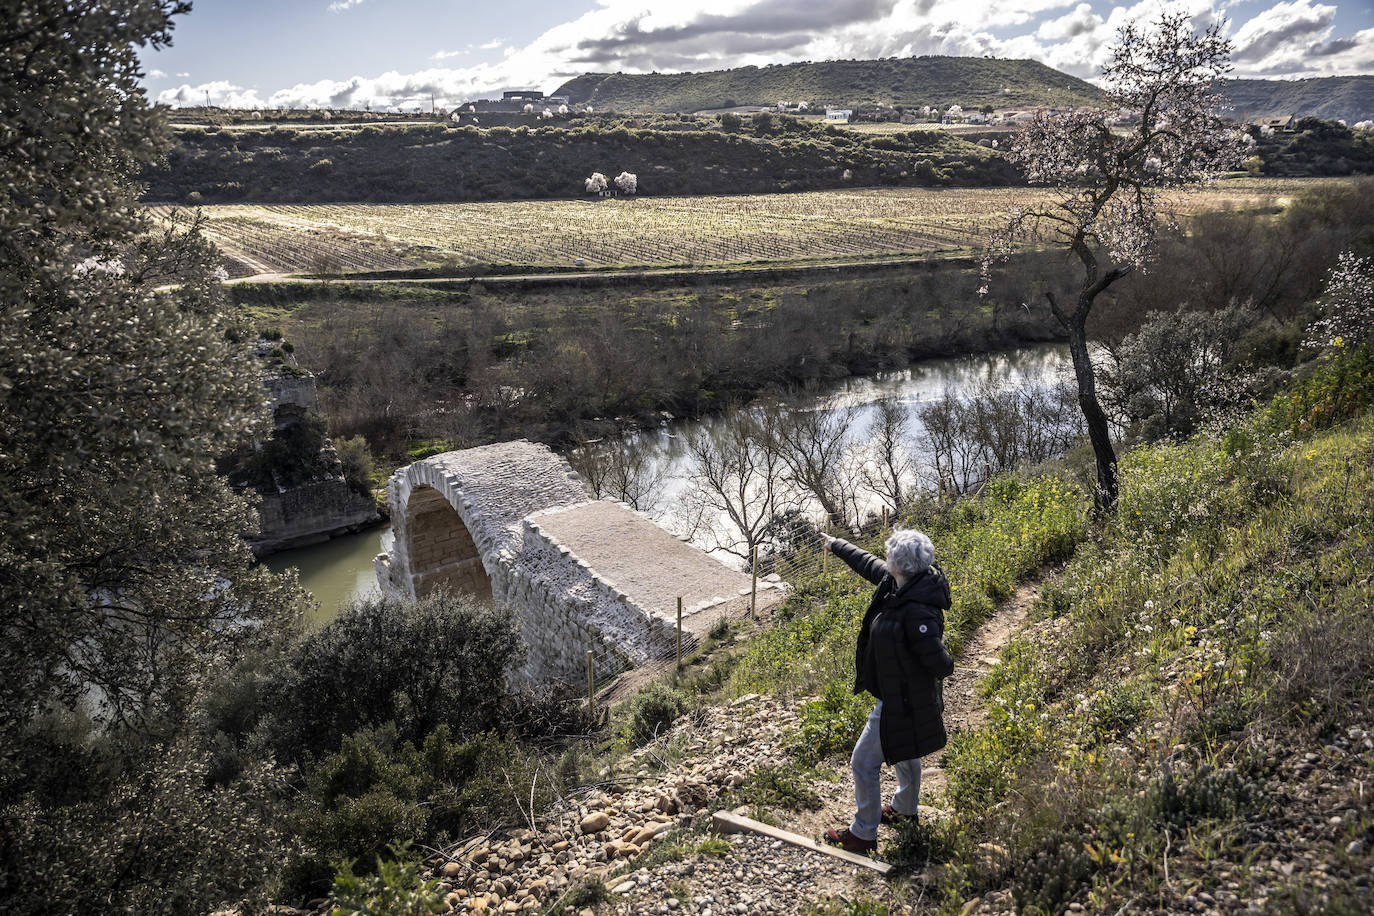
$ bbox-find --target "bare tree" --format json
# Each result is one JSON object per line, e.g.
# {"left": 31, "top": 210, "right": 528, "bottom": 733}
{"left": 567, "top": 433, "right": 668, "bottom": 515}
{"left": 859, "top": 397, "right": 916, "bottom": 515}
{"left": 682, "top": 410, "right": 793, "bottom": 562}
{"left": 768, "top": 395, "right": 859, "bottom": 528}
{"left": 982, "top": 12, "right": 1243, "bottom": 510}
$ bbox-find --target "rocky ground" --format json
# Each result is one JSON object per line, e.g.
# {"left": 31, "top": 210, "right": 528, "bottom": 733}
{"left": 415, "top": 586, "right": 1043, "bottom": 916}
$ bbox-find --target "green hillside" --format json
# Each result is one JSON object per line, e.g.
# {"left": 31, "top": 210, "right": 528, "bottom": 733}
{"left": 1227, "top": 76, "right": 1374, "bottom": 124}
{"left": 144, "top": 116, "right": 1016, "bottom": 204}
{"left": 554, "top": 56, "right": 1104, "bottom": 113}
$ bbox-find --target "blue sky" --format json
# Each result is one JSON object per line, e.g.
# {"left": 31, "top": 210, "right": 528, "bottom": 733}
{"left": 143, "top": 0, "right": 1374, "bottom": 110}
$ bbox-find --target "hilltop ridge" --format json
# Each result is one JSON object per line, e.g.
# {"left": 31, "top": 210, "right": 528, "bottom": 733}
{"left": 553, "top": 56, "right": 1104, "bottom": 113}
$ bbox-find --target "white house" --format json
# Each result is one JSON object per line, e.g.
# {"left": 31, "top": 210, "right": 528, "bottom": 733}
{"left": 825, "top": 109, "right": 852, "bottom": 123}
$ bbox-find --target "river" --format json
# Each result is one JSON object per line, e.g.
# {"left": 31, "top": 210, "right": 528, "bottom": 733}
{"left": 267, "top": 344, "right": 1069, "bottom": 621}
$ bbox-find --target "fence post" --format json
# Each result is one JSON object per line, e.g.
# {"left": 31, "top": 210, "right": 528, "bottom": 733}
{"left": 676, "top": 596, "right": 683, "bottom": 668}
{"left": 750, "top": 545, "right": 759, "bottom": 618}
{"left": 586, "top": 649, "right": 594, "bottom": 710}
{"left": 821, "top": 524, "right": 828, "bottom": 573}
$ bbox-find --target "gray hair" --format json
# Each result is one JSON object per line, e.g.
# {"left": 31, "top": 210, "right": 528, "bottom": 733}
{"left": 885, "top": 529, "right": 934, "bottom": 578}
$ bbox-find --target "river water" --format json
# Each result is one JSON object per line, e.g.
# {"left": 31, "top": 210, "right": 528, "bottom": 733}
{"left": 267, "top": 344, "right": 1069, "bottom": 622}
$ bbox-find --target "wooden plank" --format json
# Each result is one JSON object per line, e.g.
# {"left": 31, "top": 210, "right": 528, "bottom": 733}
{"left": 710, "top": 810, "right": 894, "bottom": 876}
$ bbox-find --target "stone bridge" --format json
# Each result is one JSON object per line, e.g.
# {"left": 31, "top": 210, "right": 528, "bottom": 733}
{"left": 375, "top": 441, "right": 786, "bottom": 682}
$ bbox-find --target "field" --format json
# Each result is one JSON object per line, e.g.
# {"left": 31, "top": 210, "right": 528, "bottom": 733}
{"left": 156, "top": 179, "right": 1339, "bottom": 278}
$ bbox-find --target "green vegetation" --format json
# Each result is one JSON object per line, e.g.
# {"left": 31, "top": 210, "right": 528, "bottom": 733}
{"left": 1249, "top": 118, "right": 1374, "bottom": 177}
{"left": 729, "top": 475, "right": 1088, "bottom": 763}
{"left": 1, "top": 7, "right": 309, "bottom": 913}
{"left": 144, "top": 116, "right": 1015, "bottom": 204}
{"left": 923, "top": 342, "right": 1374, "bottom": 911}
{"left": 235, "top": 255, "right": 1065, "bottom": 455}
{"left": 555, "top": 56, "right": 1103, "bottom": 113}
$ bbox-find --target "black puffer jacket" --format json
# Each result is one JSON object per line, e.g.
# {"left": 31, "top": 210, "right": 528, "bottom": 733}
{"left": 832, "top": 538, "right": 955, "bottom": 764}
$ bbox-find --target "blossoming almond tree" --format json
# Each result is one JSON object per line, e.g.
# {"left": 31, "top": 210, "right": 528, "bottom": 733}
{"left": 983, "top": 12, "right": 1244, "bottom": 510}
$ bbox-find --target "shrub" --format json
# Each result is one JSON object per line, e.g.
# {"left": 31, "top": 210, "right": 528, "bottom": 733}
{"left": 263, "top": 592, "right": 523, "bottom": 762}
{"left": 330, "top": 844, "right": 446, "bottom": 915}
{"left": 334, "top": 434, "right": 377, "bottom": 497}
{"left": 622, "top": 681, "right": 686, "bottom": 745}
{"left": 0, "top": 743, "right": 290, "bottom": 916}
{"left": 795, "top": 683, "right": 871, "bottom": 763}
{"left": 287, "top": 725, "right": 552, "bottom": 899}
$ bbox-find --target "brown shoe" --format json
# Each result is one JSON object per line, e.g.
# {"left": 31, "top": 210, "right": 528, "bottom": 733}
{"left": 824, "top": 827, "right": 877, "bottom": 854}
{"left": 881, "top": 804, "right": 916, "bottom": 826}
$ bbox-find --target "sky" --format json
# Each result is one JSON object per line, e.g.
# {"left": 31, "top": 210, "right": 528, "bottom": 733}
{"left": 142, "top": 0, "right": 1374, "bottom": 110}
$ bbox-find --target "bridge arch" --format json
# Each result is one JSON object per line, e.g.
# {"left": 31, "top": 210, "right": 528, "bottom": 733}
{"left": 375, "top": 440, "right": 786, "bottom": 683}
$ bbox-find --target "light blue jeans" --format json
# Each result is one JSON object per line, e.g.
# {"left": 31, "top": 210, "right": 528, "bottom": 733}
{"left": 849, "top": 701, "right": 921, "bottom": 841}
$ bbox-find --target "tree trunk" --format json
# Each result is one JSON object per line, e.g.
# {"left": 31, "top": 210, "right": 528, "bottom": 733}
{"left": 1065, "top": 312, "right": 1119, "bottom": 511}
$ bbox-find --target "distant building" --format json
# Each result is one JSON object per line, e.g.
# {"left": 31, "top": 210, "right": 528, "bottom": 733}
{"left": 1251, "top": 114, "right": 1294, "bottom": 129}
{"left": 503, "top": 90, "right": 544, "bottom": 101}
{"left": 825, "top": 109, "right": 852, "bottom": 123}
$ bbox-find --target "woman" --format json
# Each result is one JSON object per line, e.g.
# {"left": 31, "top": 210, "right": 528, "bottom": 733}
{"left": 821, "top": 528, "right": 954, "bottom": 854}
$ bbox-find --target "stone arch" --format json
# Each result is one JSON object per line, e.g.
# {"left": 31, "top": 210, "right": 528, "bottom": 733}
{"left": 374, "top": 441, "right": 788, "bottom": 683}
{"left": 374, "top": 440, "right": 590, "bottom": 603}
{"left": 399, "top": 484, "right": 492, "bottom": 600}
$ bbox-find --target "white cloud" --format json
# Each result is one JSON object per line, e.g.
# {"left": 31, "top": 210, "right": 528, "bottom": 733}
{"left": 1036, "top": 3, "right": 1103, "bottom": 41}
{"left": 328, "top": 0, "right": 365, "bottom": 11}
{"left": 1228, "top": 0, "right": 1374, "bottom": 76}
{"left": 158, "top": 80, "right": 269, "bottom": 108}
{"left": 156, "top": 0, "right": 1374, "bottom": 110}
{"left": 432, "top": 48, "right": 468, "bottom": 60}
{"left": 147, "top": 68, "right": 167, "bottom": 79}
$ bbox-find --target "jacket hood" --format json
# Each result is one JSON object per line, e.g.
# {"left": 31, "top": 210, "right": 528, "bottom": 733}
{"left": 892, "top": 564, "right": 952, "bottom": 611}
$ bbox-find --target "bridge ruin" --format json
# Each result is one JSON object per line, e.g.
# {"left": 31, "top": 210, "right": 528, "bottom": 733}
{"left": 375, "top": 441, "right": 786, "bottom": 682}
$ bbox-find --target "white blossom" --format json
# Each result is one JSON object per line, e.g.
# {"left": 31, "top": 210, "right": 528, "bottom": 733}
{"left": 558, "top": 104, "right": 569, "bottom": 115}
{"left": 523, "top": 103, "right": 533, "bottom": 113}
{"left": 1305, "top": 251, "right": 1374, "bottom": 349}
{"left": 585, "top": 172, "right": 608, "bottom": 193}
{"left": 73, "top": 256, "right": 125, "bottom": 279}
{"left": 614, "top": 171, "right": 637, "bottom": 194}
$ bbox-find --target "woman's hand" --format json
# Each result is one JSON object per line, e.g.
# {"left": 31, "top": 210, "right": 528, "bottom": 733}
{"left": 822, "top": 533, "right": 838, "bottom": 553}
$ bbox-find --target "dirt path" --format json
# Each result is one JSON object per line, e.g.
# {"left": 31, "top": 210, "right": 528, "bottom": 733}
{"left": 423, "top": 582, "right": 1042, "bottom": 916}
{"left": 787, "top": 581, "right": 1040, "bottom": 847}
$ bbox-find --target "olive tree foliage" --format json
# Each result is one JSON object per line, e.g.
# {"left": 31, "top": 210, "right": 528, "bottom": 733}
{"left": 982, "top": 12, "right": 1245, "bottom": 510}
{"left": 0, "top": 1, "right": 305, "bottom": 740}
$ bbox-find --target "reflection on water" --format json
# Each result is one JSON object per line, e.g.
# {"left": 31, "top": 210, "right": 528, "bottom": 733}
{"left": 634, "top": 344, "right": 1071, "bottom": 518}
{"left": 263, "top": 525, "right": 394, "bottom": 627}
{"left": 267, "top": 345, "right": 1069, "bottom": 622}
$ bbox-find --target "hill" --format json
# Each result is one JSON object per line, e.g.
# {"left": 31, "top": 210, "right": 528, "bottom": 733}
{"left": 1227, "top": 76, "right": 1374, "bottom": 123}
{"left": 553, "top": 56, "right": 1104, "bottom": 113}
{"left": 143, "top": 116, "right": 1017, "bottom": 204}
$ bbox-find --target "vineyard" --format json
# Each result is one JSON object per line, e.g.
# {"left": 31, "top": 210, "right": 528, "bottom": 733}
{"left": 153, "top": 179, "right": 1337, "bottom": 278}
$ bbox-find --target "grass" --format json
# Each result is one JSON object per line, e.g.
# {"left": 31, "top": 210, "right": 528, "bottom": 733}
{"left": 922, "top": 342, "right": 1374, "bottom": 912}
{"left": 153, "top": 179, "right": 1338, "bottom": 277}
{"left": 727, "top": 474, "right": 1088, "bottom": 705}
